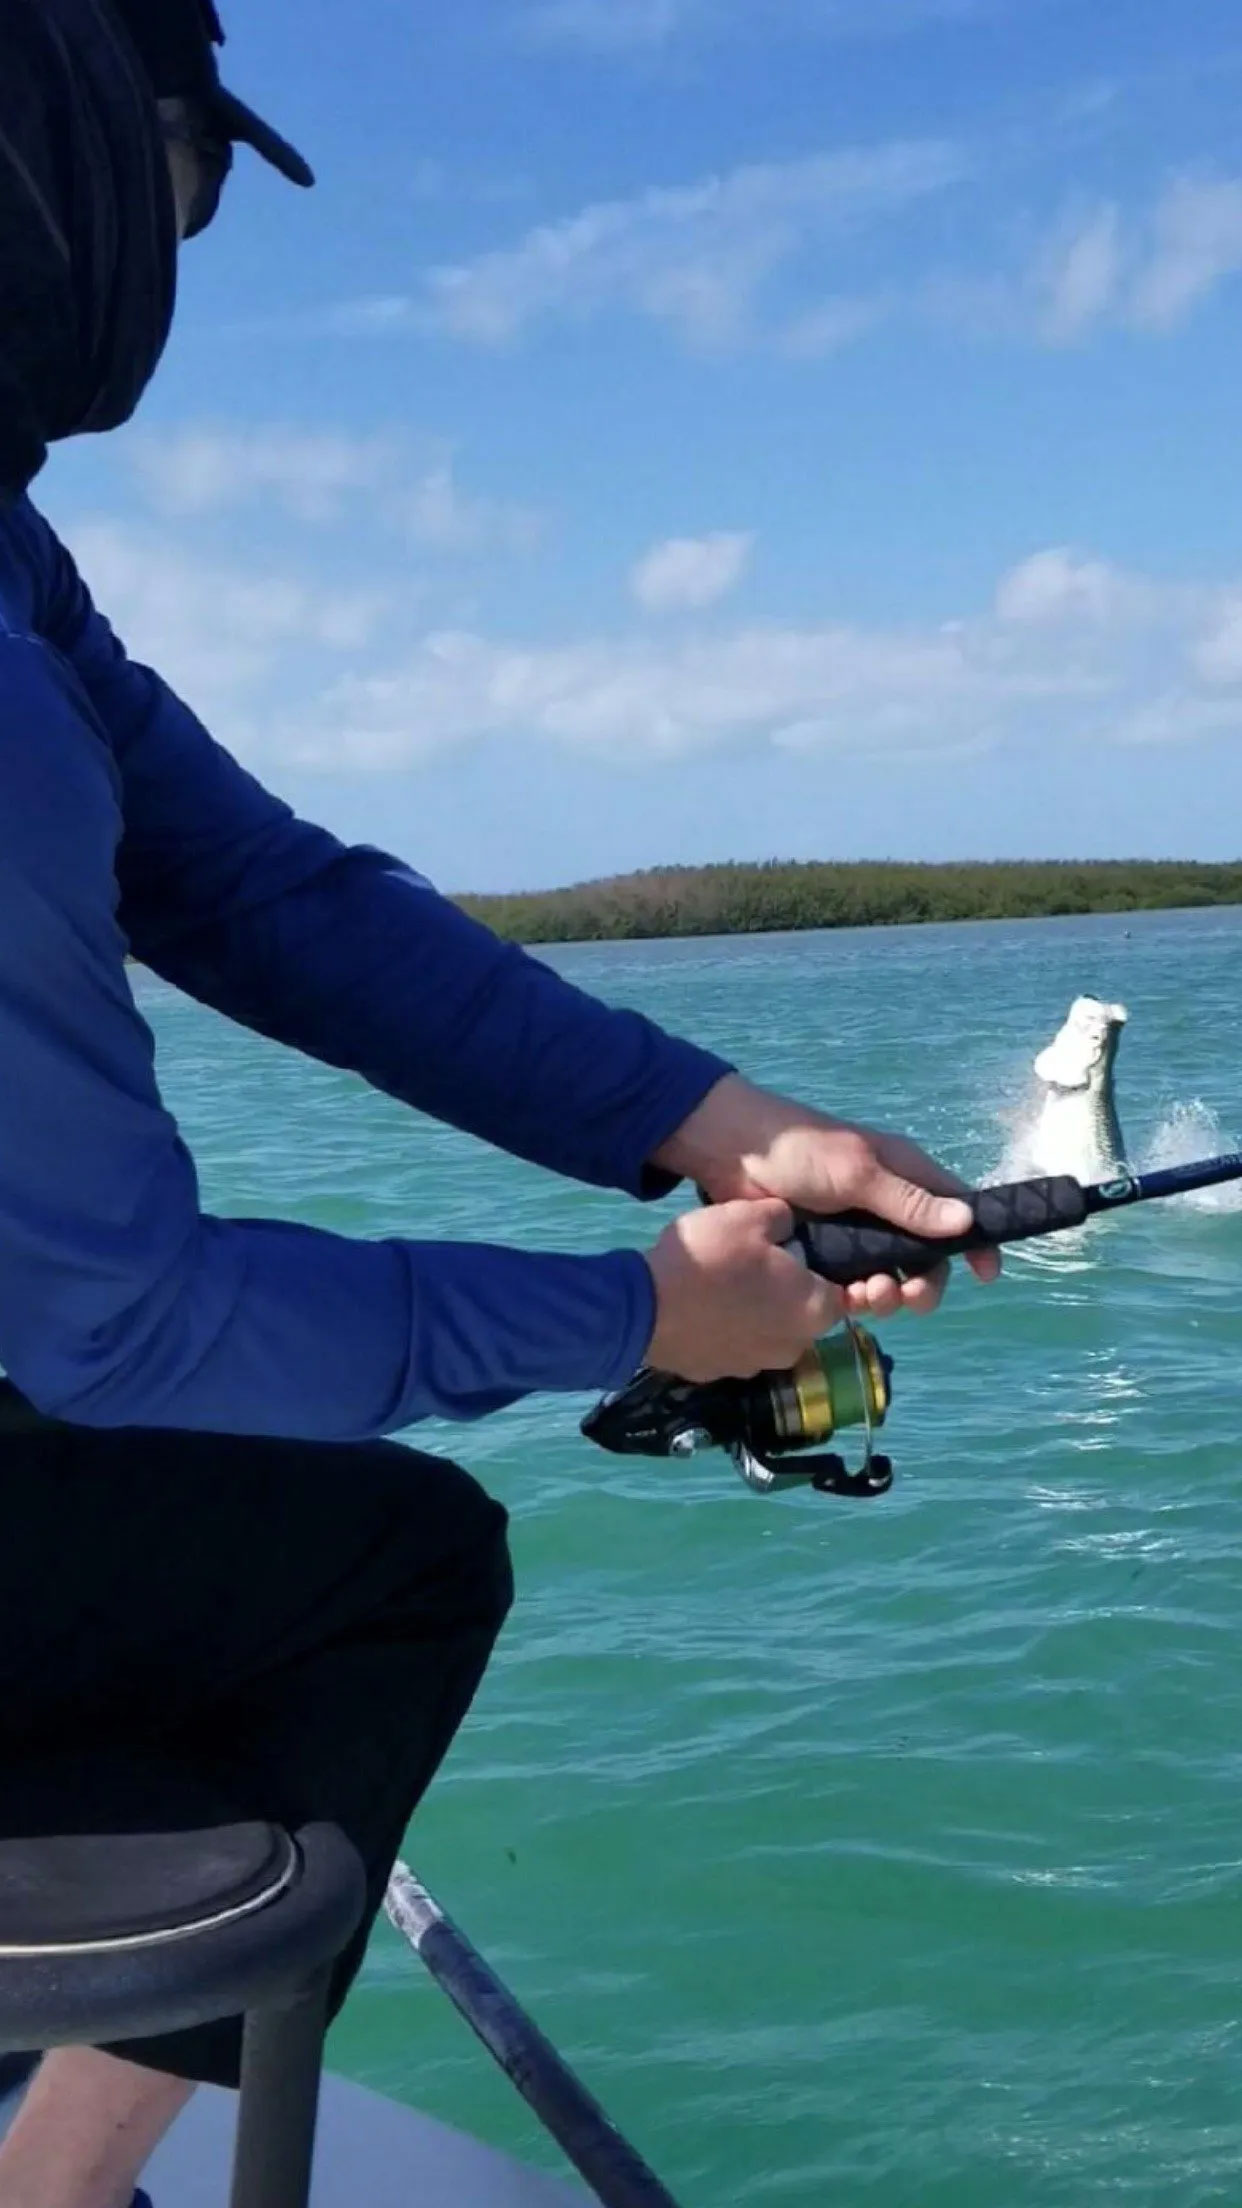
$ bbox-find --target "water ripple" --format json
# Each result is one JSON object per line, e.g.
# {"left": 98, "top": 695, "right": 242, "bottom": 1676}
{"left": 136, "top": 909, "right": 1242, "bottom": 2208}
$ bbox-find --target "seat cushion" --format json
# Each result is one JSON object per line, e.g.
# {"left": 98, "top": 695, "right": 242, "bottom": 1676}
{"left": 0, "top": 1751, "right": 295, "bottom": 1953}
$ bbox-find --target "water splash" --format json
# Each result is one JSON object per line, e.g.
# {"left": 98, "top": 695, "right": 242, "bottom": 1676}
{"left": 986, "top": 1082, "right": 1097, "bottom": 1271}
{"left": 1006, "top": 1226, "right": 1096, "bottom": 1276}
{"left": 988, "top": 1084, "right": 1242, "bottom": 1269}
{"left": 994, "top": 1081, "right": 1045, "bottom": 1183}
{"left": 1140, "top": 1100, "right": 1242, "bottom": 1212}
{"left": 991, "top": 1070, "right": 1121, "bottom": 1188}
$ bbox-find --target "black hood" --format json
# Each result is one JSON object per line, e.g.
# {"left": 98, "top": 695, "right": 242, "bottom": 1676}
{"left": 0, "top": 0, "right": 313, "bottom": 502}
{"left": 0, "top": 0, "right": 177, "bottom": 501}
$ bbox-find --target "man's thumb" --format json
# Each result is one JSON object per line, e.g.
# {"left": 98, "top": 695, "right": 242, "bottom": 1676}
{"left": 869, "top": 1172, "right": 972, "bottom": 1239}
{"left": 750, "top": 1195, "right": 796, "bottom": 1244}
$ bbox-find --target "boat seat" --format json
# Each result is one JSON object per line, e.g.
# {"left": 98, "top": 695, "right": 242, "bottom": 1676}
{"left": 0, "top": 1748, "right": 365, "bottom": 2208}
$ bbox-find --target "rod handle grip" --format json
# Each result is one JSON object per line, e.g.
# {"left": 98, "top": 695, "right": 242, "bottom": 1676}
{"left": 791, "top": 1175, "right": 1088, "bottom": 1287}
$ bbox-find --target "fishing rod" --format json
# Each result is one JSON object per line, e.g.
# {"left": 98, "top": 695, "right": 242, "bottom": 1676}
{"left": 385, "top": 1864, "right": 684, "bottom": 2208}
{"left": 582, "top": 1152, "right": 1242, "bottom": 1501}
{"left": 785, "top": 1150, "right": 1242, "bottom": 1284}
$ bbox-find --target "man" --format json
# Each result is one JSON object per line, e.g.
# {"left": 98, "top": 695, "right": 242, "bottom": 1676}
{"left": 0, "top": 4, "right": 999, "bottom": 2204}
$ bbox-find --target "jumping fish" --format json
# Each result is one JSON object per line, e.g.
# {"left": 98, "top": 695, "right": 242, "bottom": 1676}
{"left": 1026, "top": 994, "right": 1129, "bottom": 1182}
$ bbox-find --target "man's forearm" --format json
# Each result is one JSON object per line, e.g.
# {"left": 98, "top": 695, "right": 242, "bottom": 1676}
{"left": 139, "top": 842, "right": 734, "bottom": 1199}
{"left": 648, "top": 1072, "right": 771, "bottom": 1187}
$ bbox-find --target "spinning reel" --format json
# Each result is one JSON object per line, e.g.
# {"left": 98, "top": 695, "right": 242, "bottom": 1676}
{"left": 582, "top": 1320, "right": 895, "bottom": 1501}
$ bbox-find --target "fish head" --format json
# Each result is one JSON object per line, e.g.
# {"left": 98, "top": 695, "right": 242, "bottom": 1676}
{"left": 1033, "top": 995, "right": 1128, "bottom": 1097}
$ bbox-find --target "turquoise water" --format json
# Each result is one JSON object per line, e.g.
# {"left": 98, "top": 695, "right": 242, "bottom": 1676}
{"left": 138, "top": 907, "right": 1242, "bottom": 2208}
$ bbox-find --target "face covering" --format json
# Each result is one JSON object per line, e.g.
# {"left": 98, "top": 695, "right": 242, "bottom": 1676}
{"left": 0, "top": 0, "right": 176, "bottom": 501}
{"left": 0, "top": 0, "right": 313, "bottom": 500}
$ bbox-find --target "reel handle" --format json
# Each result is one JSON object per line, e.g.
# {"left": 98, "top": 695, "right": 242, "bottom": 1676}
{"left": 791, "top": 1173, "right": 1088, "bottom": 1287}
{"left": 730, "top": 1445, "right": 894, "bottom": 1499}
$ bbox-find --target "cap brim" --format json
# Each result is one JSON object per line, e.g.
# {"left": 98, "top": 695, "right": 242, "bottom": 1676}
{"left": 212, "top": 87, "right": 315, "bottom": 189}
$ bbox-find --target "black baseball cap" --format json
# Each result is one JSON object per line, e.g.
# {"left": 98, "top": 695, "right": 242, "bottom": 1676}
{"left": 209, "top": 82, "right": 314, "bottom": 191}
{"left": 109, "top": 0, "right": 314, "bottom": 197}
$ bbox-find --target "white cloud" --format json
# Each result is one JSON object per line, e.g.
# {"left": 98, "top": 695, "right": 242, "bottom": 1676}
{"left": 994, "top": 548, "right": 1144, "bottom": 627}
{"left": 402, "top": 463, "right": 544, "bottom": 555}
{"left": 1130, "top": 176, "right": 1242, "bottom": 331}
{"left": 324, "top": 295, "right": 420, "bottom": 337}
{"left": 275, "top": 545, "right": 1242, "bottom": 772}
{"left": 1032, "top": 205, "right": 1123, "bottom": 344}
{"left": 124, "top": 430, "right": 542, "bottom": 556}
{"left": 796, "top": 0, "right": 1025, "bottom": 32}
{"left": 408, "top": 158, "right": 534, "bottom": 208}
{"left": 775, "top": 294, "right": 891, "bottom": 356}
{"left": 523, "top": 0, "right": 1015, "bottom": 52}
{"left": 64, "top": 519, "right": 387, "bottom": 717}
{"left": 423, "top": 142, "right": 969, "bottom": 349}
{"left": 1017, "top": 175, "right": 1242, "bottom": 345}
{"left": 281, "top": 619, "right": 1019, "bottom": 772}
{"left": 1190, "top": 593, "right": 1242, "bottom": 686}
{"left": 1113, "top": 695, "right": 1242, "bottom": 747}
{"left": 630, "top": 532, "right": 753, "bottom": 612}
{"left": 56, "top": 517, "right": 1242, "bottom": 779}
{"left": 524, "top": 0, "right": 691, "bottom": 47}
{"left": 325, "top": 155, "right": 1242, "bottom": 365}
{"left": 127, "top": 428, "right": 398, "bottom": 522}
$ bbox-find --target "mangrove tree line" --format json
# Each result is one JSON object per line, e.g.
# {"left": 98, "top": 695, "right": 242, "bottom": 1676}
{"left": 455, "top": 859, "right": 1242, "bottom": 943}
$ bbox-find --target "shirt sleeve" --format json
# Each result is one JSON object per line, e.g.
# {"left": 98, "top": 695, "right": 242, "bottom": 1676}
{"left": 43, "top": 525, "right": 732, "bottom": 1201}
{"left": 0, "top": 625, "right": 658, "bottom": 1439}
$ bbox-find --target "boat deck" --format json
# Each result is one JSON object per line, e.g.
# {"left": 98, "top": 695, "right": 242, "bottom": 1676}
{"left": 0, "top": 2061, "right": 588, "bottom": 2206}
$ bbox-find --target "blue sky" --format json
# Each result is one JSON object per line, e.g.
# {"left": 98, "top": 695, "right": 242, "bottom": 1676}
{"left": 35, "top": 0, "right": 1242, "bottom": 890}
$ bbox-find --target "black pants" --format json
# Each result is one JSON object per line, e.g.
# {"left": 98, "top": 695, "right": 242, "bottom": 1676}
{"left": 0, "top": 1404, "right": 513, "bottom": 2089}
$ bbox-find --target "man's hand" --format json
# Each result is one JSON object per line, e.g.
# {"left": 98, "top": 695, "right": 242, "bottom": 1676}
{"left": 650, "top": 1074, "right": 1001, "bottom": 1323}
{"left": 644, "top": 1198, "right": 842, "bottom": 1383}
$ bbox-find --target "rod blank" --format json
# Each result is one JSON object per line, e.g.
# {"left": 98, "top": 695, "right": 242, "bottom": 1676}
{"left": 384, "top": 1865, "right": 683, "bottom": 2208}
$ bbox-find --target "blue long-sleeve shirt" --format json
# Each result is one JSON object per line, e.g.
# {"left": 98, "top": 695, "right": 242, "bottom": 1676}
{"left": 0, "top": 496, "right": 732, "bottom": 1439}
